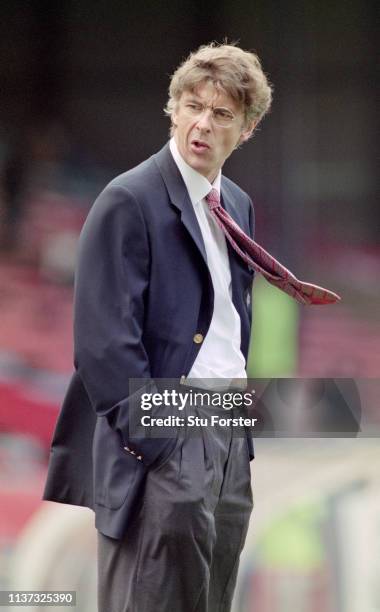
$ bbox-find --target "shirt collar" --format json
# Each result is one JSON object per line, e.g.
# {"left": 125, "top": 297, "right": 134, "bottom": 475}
{"left": 169, "top": 137, "right": 221, "bottom": 206}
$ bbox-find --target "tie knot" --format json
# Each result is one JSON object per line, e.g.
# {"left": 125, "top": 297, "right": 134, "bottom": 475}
{"left": 206, "top": 188, "right": 220, "bottom": 211}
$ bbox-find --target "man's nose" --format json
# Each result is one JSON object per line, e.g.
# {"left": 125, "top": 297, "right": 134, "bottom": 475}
{"left": 195, "top": 108, "right": 213, "bottom": 130}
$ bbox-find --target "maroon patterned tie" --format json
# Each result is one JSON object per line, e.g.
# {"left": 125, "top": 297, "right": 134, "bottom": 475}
{"left": 206, "top": 189, "right": 340, "bottom": 305}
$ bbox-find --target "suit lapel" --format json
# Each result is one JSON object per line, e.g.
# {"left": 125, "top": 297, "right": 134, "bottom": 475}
{"left": 220, "top": 181, "right": 247, "bottom": 230}
{"left": 154, "top": 143, "right": 251, "bottom": 289}
{"left": 153, "top": 143, "right": 208, "bottom": 265}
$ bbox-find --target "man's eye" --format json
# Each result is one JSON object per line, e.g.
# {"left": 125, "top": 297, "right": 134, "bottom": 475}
{"left": 186, "top": 102, "right": 201, "bottom": 111}
{"left": 214, "top": 108, "right": 234, "bottom": 120}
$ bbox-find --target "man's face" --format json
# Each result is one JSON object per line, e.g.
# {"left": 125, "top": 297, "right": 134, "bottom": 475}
{"left": 172, "top": 81, "right": 255, "bottom": 183}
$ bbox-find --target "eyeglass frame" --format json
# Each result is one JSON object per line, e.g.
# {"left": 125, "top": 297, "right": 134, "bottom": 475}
{"left": 179, "top": 98, "right": 244, "bottom": 128}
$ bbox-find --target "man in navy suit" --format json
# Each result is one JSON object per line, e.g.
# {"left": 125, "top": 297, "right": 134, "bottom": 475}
{"left": 44, "top": 42, "right": 272, "bottom": 611}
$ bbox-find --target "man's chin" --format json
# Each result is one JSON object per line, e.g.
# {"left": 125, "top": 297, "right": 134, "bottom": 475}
{"left": 184, "top": 155, "right": 210, "bottom": 177}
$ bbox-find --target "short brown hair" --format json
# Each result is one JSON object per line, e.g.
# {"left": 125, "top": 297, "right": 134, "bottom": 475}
{"left": 165, "top": 42, "right": 273, "bottom": 134}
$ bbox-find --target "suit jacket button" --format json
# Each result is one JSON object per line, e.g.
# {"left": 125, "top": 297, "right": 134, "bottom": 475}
{"left": 193, "top": 333, "right": 204, "bottom": 344}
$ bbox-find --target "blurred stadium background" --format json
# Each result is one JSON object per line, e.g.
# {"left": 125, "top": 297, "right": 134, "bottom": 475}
{"left": 0, "top": 1, "right": 378, "bottom": 611}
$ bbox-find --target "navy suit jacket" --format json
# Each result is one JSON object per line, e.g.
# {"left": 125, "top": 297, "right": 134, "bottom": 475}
{"left": 43, "top": 142, "right": 255, "bottom": 539}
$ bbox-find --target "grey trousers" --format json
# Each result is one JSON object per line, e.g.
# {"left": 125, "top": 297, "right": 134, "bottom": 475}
{"left": 97, "top": 406, "right": 253, "bottom": 612}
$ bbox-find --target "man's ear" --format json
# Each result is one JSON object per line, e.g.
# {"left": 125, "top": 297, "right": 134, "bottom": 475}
{"left": 239, "top": 120, "right": 257, "bottom": 144}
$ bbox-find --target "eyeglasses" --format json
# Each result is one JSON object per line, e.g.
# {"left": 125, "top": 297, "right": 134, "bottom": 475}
{"left": 181, "top": 100, "right": 238, "bottom": 128}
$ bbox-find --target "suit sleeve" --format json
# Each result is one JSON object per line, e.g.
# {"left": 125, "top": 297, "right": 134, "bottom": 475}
{"left": 248, "top": 195, "right": 255, "bottom": 240}
{"left": 74, "top": 184, "right": 174, "bottom": 466}
{"left": 247, "top": 195, "right": 255, "bottom": 331}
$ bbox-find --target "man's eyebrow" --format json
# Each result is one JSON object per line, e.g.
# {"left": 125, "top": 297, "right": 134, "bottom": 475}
{"left": 184, "top": 95, "right": 233, "bottom": 110}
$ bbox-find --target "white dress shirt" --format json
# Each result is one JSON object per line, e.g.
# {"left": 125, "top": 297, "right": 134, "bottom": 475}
{"left": 169, "top": 138, "right": 247, "bottom": 386}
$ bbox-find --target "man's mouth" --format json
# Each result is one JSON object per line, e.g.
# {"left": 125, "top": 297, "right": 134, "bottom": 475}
{"left": 190, "top": 139, "right": 210, "bottom": 152}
